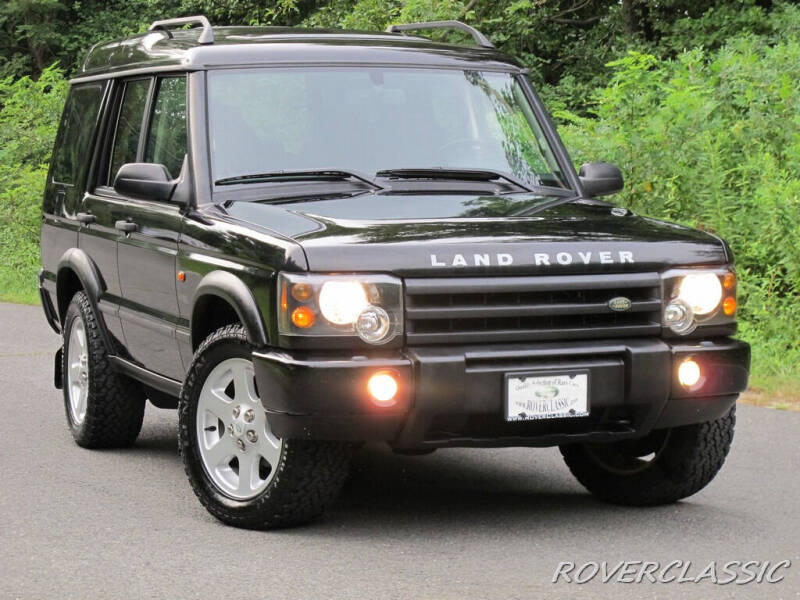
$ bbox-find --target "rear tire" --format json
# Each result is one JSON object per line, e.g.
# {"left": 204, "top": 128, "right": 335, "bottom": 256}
{"left": 62, "top": 291, "right": 146, "bottom": 448}
{"left": 560, "top": 407, "right": 735, "bottom": 505}
{"left": 178, "top": 325, "right": 353, "bottom": 529}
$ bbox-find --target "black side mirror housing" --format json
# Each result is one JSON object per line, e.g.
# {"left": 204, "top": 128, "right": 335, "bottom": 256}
{"left": 114, "top": 163, "right": 177, "bottom": 202}
{"left": 579, "top": 162, "right": 624, "bottom": 197}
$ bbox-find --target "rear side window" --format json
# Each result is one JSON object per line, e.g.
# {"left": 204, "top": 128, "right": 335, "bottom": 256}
{"left": 52, "top": 83, "right": 105, "bottom": 185}
{"left": 108, "top": 79, "right": 150, "bottom": 185}
{"left": 145, "top": 76, "right": 187, "bottom": 179}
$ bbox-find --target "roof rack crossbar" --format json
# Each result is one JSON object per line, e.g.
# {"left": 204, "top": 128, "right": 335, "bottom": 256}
{"left": 148, "top": 15, "right": 214, "bottom": 45}
{"left": 385, "top": 20, "right": 493, "bottom": 49}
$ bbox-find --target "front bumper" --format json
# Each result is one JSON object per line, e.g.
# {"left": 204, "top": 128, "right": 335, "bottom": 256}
{"left": 253, "top": 337, "right": 749, "bottom": 449}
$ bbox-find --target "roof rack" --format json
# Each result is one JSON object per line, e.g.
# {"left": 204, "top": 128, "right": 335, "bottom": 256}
{"left": 385, "top": 20, "right": 493, "bottom": 49}
{"left": 148, "top": 15, "right": 214, "bottom": 45}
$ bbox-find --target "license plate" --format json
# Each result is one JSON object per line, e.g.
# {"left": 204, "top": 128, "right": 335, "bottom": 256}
{"left": 505, "top": 371, "right": 589, "bottom": 421}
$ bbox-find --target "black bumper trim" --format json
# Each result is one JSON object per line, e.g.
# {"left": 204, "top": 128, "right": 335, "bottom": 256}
{"left": 252, "top": 337, "right": 749, "bottom": 447}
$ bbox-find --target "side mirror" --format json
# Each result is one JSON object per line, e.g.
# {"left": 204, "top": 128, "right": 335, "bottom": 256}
{"left": 579, "top": 162, "right": 624, "bottom": 197}
{"left": 114, "top": 163, "right": 177, "bottom": 202}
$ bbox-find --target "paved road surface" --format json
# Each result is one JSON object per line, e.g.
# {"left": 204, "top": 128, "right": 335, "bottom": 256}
{"left": 1, "top": 302, "right": 798, "bottom": 599}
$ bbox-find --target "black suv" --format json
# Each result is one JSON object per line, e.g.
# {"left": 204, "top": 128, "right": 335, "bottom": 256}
{"left": 39, "top": 16, "right": 750, "bottom": 529}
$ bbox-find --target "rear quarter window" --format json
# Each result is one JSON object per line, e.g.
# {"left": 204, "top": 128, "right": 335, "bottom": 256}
{"left": 51, "top": 82, "right": 105, "bottom": 186}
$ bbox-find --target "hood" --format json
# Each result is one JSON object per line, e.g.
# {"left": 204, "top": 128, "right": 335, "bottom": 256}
{"left": 222, "top": 192, "right": 728, "bottom": 276}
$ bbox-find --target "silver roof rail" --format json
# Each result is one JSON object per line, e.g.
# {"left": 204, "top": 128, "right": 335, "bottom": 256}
{"left": 149, "top": 15, "right": 214, "bottom": 45}
{"left": 385, "top": 20, "right": 493, "bottom": 49}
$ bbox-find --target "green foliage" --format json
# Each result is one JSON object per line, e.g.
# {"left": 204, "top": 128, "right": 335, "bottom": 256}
{"left": 0, "top": 66, "right": 66, "bottom": 303}
{"left": 0, "top": 1, "right": 186, "bottom": 78}
{"left": 557, "top": 20, "right": 800, "bottom": 377}
{"left": 0, "top": 0, "right": 65, "bottom": 78}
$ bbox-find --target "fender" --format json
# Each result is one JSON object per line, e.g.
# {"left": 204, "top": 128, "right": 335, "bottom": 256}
{"left": 56, "top": 248, "right": 115, "bottom": 353}
{"left": 192, "top": 270, "right": 269, "bottom": 348}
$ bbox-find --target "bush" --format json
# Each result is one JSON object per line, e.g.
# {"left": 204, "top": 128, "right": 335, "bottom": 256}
{"left": 0, "top": 65, "right": 66, "bottom": 303}
{"left": 556, "top": 19, "right": 800, "bottom": 378}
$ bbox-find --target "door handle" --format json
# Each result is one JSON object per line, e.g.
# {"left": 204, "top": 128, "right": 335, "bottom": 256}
{"left": 115, "top": 220, "right": 138, "bottom": 233}
{"left": 75, "top": 212, "right": 96, "bottom": 224}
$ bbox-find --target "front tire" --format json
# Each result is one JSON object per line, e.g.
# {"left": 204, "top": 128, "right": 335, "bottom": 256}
{"left": 560, "top": 407, "right": 735, "bottom": 506}
{"left": 62, "top": 291, "right": 146, "bottom": 448}
{"left": 178, "top": 325, "right": 353, "bottom": 529}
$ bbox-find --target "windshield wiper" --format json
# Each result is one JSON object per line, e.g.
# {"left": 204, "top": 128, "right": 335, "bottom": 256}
{"left": 374, "top": 167, "right": 573, "bottom": 196}
{"left": 515, "top": 194, "right": 583, "bottom": 216}
{"left": 215, "top": 169, "right": 384, "bottom": 190}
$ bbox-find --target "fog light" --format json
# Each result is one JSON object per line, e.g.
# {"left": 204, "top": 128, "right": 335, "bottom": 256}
{"left": 678, "top": 359, "right": 701, "bottom": 388}
{"left": 355, "top": 306, "right": 391, "bottom": 344}
{"left": 664, "top": 299, "right": 694, "bottom": 334}
{"left": 367, "top": 372, "right": 398, "bottom": 406}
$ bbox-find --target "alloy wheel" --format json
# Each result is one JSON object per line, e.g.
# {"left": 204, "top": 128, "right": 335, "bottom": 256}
{"left": 195, "top": 358, "right": 283, "bottom": 500}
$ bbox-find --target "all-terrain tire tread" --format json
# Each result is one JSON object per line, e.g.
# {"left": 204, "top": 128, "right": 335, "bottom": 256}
{"left": 63, "top": 291, "right": 146, "bottom": 448}
{"left": 178, "top": 325, "right": 353, "bottom": 529}
{"left": 560, "top": 407, "right": 735, "bottom": 506}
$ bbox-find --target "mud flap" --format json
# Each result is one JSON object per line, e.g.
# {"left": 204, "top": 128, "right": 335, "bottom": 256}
{"left": 54, "top": 347, "right": 63, "bottom": 389}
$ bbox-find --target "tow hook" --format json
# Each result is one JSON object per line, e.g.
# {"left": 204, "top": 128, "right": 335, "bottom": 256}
{"left": 54, "top": 347, "right": 63, "bottom": 389}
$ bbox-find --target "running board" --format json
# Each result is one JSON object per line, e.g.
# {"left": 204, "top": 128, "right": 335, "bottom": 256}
{"left": 108, "top": 356, "right": 182, "bottom": 397}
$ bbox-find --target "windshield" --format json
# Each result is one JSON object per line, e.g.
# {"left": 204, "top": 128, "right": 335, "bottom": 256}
{"left": 207, "top": 67, "right": 568, "bottom": 189}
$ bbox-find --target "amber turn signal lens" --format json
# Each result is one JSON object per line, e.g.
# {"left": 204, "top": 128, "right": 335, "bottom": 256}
{"left": 722, "top": 272, "right": 736, "bottom": 290}
{"left": 280, "top": 282, "right": 288, "bottom": 311}
{"left": 723, "top": 296, "right": 737, "bottom": 316}
{"left": 291, "top": 306, "right": 315, "bottom": 328}
{"left": 291, "top": 283, "right": 313, "bottom": 302}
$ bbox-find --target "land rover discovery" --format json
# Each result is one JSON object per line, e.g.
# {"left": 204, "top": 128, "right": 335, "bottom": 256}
{"left": 39, "top": 17, "right": 750, "bottom": 529}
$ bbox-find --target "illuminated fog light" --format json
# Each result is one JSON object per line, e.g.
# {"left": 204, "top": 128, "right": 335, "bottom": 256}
{"left": 355, "top": 306, "right": 391, "bottom": 344}
{"left": 664, "top": 300, "right": 695, "bottom": 334}
{"left": 678, "top": 359, "right": 702, "bottom": 388}
{"left": 319, "top": 281, "right": 368, "bottom": 325}
{"left": 367, "top": 372, "right": 398, "bottom": 406}
{"left": 678, "top": 273, "right": 723, "bottom": 315}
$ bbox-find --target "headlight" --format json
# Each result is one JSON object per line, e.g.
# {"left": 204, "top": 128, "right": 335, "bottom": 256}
{"left": 319, "top": 281, "right": 369, "bottom": 325}
{"left": 278, "top": 273, "right": 403, "bottom": 345}
{"left": 662, "top": 268, "right": 737, "bottom": 335}
{"left": 677, "top": 273, "right": 722, "bottom": 315}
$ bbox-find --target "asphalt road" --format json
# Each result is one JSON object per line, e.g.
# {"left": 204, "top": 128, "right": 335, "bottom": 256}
{"left": 1, "top": 301, "right": 799, "bottom": 600}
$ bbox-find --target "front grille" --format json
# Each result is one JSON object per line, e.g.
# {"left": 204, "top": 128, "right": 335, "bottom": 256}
{"left": 404, "top": 273, "right": 662, "bottom": 344}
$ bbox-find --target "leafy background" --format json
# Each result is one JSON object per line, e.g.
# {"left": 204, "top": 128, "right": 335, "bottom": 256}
{"left": 1, "top": 0, "right": 798, "bottom": 390}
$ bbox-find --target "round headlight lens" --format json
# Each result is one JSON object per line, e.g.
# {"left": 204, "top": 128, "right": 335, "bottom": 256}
{"left": 319, "top": 281, "right": 369, "bottom": 325}
{"left": 677, "top": 273, "right": 723, "bottom": 315}
{"left": 355, "top": 306, "right": 392, "bottom": 344}
{"left": 664, "top": 299, "right": 695, "bottom": 334}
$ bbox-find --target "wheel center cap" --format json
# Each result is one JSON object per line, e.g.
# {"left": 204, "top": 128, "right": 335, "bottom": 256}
{"left": 232, "top": 422, "right": 245, "bottom": 437}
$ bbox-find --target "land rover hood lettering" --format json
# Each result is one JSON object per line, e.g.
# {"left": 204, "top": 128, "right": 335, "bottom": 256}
{"left": 429, "top": 250, "right": 634, "bottom": 267}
